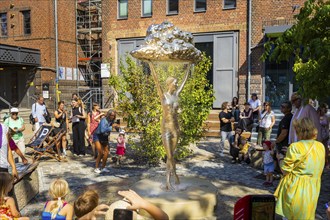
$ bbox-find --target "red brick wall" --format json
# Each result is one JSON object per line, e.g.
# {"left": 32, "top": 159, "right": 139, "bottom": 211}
{"left": 103, "top": 0, "right": 248, "bottom": 102}
{"left": 250, "top": 0, "right": 304, "bottom": 100}
{"left": 0, "top": 0, "right": 78, "bottom": 106}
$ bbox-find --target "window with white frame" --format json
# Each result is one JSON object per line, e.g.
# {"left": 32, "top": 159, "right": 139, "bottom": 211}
{"left": 195, "top": 0, "right": 206, "bottom": 12}
{"left": 167, "top": 0, "right": 178, "bottom": 15}
{"left": 223, "top": 0, "right": 236, "bottom": 9}
{"left": 0, "top": 13, "right": 8, "bottom": 37}
{"left": 118, "top": 0, "right": 128, "bottom": 19}
{"left": 142, "top": 0, "right": 152, "bottom": 17}
{"left": 22, "top": 10, "right": 31, "bottom": 35}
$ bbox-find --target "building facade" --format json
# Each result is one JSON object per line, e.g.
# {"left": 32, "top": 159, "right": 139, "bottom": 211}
{"left": 102, "top": 0, "right": 310, "bottom": 108}
{"left": 102, "top": 0, "right": 248, "bottom": 108}
{"left": 0, "top": 0, "right": 310, "bottom": 110}
{"left": 0, "top": 0, "right": 83, "bottom": 109}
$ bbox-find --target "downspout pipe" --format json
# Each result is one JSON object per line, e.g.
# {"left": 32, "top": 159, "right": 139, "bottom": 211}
{"left": 54, "top": 0, "right": 60, "bottom": 102}
{"left": 247, "top": 0, "right": 252, "bottom": 100}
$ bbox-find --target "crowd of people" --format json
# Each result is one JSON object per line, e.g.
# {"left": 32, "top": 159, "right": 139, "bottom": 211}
{"left": 219, "top": 92, "right": 330, "bottom": 219}
{"left": 0, "top": 91, "right": 329, "bottom": 219}
{"left": 0, "top": 173, "right": 168, "bottom": 219}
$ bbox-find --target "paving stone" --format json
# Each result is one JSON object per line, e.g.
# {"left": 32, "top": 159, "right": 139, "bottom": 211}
{"left": 20, "top": 138, "right": 329, "bottom": 219}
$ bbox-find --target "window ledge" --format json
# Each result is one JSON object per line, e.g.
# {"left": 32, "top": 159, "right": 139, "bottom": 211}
{"left": 117, "top": 17, "right": 128, "bottom": 20}
{"left": 194, "top": 9, "right": 206, "bottom": 13}
{"left": 223, "top": 7, "right": 236, "bottom": 10}
{"left": 141, "top": 15, "right": 152, "bottom": 18}
{"left": 166, "top": 12, "right": 178, "bottom": 16}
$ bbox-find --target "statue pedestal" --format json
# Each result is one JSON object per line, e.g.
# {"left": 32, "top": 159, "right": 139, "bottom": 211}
{"left": 132, "top": 176, "right": 218, "bottom": 220}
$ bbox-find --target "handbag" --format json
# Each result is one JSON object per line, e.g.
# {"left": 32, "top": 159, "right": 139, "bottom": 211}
{"left": 256, "top": 112, "right": 268, "bottom": 132}
{"left": 274, "top": 141, "right": 316, "bottom": 197}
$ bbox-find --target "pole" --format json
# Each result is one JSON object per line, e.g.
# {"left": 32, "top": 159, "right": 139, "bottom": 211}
{"left": 54, "top": 0, "right": 60, "bottom": 102}
{"left": 247, "top": 0, "right": 252, "bottom": 100}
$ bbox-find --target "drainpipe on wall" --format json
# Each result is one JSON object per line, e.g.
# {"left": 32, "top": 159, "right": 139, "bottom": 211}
{"left": 247, "top": 0, "right": 252, "bottom": 100}
{"left": 54, "top": 0, "right": 60, "bottom": 103}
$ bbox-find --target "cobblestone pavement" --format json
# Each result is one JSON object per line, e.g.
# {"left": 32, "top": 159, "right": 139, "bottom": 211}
{"left": 20, "top": 137, "right": 330, "bottom": 219}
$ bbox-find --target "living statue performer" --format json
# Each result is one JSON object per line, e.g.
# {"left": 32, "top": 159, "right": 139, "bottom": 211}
{"left": 131, "top": 21, "right": 201, "bottom": 190}
{"left": 147, "top": 61, "right": 191, "bottom": 190}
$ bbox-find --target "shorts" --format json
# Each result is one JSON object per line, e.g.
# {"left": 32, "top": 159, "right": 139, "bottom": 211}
{"left": 264, "top": 161, "right": 274, "bottom": 174}
{"left": 94, "top": 133, "right": 108, "bottom": 144}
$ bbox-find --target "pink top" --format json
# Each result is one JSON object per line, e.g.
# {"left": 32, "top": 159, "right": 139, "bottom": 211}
{"left": 117, "top": 136, "right": 126, "bottom": 148}
{"left": 89, "top": 111, "right": 101, "bottom": 135}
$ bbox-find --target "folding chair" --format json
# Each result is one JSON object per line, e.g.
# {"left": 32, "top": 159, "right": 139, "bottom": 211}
{"left": 26, "top": 125, "right": 65, "bottom": 162}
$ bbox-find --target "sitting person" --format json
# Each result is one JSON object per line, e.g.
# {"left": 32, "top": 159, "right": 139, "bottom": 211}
{"left": 41, "top": 179, "right": 73, "bottom": 220}
{"left": 0, "top": 172, "right": 29, "bottom": 219}
{"left": 238, "top": 102, "right": 253, "bottom": 132}
{"left": 229, "top": 126, "right": 243, "bottom": 164}
{"left": 74, "top": 189, "right": 168, "bottom": 220}
{"left": 238, "top": 137, "right": 250, "bottom": 164}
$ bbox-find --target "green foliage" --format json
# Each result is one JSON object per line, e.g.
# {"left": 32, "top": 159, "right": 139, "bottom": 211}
{"left": 110, "top": 54, "right": 214, "bottom": 164}
{"left": 262, "top": 0, "right": 330, "bottom": 100}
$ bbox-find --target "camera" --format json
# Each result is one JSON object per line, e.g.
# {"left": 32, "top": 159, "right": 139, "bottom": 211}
{"left": 113, "top": 209, "right": 133, "bottom": 220}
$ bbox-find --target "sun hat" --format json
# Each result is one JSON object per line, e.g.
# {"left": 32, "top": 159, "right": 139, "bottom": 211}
{"left": 10, "top": 108, "right": 19, "bottom": 113}
{"left": 119, "top": 130, "right": 126, "bottom": 135}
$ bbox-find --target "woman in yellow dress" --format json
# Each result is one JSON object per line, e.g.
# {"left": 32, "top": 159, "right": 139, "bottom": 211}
{"left": 275, "top": 117, "right": 325, "bottom": 219}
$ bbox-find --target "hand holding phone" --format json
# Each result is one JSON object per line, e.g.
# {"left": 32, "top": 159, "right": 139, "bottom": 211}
{"left": 113, "top": 209, "right": 133, "bottom": 220}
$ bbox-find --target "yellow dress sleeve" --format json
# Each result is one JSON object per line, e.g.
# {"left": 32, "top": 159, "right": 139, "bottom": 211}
{"left": 281, "top": 142, "right": 300, "bottom": 173}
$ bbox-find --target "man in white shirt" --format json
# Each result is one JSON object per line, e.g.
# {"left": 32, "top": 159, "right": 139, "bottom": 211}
{"left": 32, "top": 96, "right": 47, "bottom": 132}
{"left": 288, "top": 92, "right": 322, "bottom": 144}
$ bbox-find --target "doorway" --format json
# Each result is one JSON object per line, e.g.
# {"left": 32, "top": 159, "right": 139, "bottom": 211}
{"left": 264, "top": 59, "right": 297, "bottom": 107}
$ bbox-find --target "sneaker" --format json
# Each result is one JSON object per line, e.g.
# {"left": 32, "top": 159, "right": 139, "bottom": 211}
{"left": 94, "top": 168, "right": 101, "bottom": 174}
{"left": 79, "top": 154, "right": 85, "bottom": 157}
{"left": 102, "top": 167, "right": 110, "bottom": 172}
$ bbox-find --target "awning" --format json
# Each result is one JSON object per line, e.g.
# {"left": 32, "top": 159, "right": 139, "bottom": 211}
{"left": 0, "top": 44, "right": 40, "bottom": 66}
{"left": 264, "top": 25, "right": 293, "bottom": 38}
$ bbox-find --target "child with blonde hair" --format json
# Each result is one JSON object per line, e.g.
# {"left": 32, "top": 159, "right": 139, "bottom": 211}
{"left": 116, "top": 130, "right": 126, "bottom": 165}
{"left": 41, "top": 178, "right": 73, "bottom": 220}
{"left": 238, "top": 136, "right": 250, "bottom": 164}
{"left": 0, "top": 172, "right": 29, "bottom": 220}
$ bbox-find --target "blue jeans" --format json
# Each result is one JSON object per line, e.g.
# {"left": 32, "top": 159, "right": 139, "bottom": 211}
{"left": 220, "top": 131, "right": 233, "bottom": 152}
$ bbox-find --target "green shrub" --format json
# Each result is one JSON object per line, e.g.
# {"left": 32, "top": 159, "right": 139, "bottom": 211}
{"left": 109, "top": 54, "right": 214, "bottom": 164}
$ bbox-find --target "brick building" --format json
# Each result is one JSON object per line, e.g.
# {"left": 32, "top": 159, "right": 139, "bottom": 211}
{"left": 251, "top": 0, "right": 304, "bottom": 107}
{"left": 102, "top": 0, "right": 248, "bottom": 108}
{"left": 0, "top": 0, "right": 309, "bottom": 111}
{"left": 0, "top": 0, "right": 83, "bottom": 109}
{"left": 102, "top": 0, "right": 307, "bottom": 108}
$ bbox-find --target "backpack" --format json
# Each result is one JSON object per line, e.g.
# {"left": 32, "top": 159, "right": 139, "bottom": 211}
{"left": 29, "top": 103, "right": 36, "bottom": 125}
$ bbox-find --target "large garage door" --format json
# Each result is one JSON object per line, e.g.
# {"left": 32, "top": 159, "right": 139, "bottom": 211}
{"left": 213, "top": 33, "right": 238, "bottom": 108}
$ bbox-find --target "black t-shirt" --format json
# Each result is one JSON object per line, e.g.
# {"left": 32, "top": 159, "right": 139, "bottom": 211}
{"left": 276, "top": 113, "right": 293, "bottom": 148}
{"left": 219, "top": 111, "right": 233, "bottom": 132}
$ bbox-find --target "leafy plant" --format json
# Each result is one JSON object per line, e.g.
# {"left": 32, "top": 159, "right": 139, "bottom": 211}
{"left": 110, "top": 54, "right": 214, "bottom": 164}
{"left": 262, "top": 0, "right": 330, "bottom": 100}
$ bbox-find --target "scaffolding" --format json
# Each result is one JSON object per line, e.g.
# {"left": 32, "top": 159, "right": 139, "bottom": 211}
{"left": 76, "top": 0, "right": 102, "bottom": 88}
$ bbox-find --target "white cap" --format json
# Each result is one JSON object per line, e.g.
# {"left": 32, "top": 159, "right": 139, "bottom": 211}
{"left": 119, "top": 130, "right": 125, "bottom": 135}
{"left": 10, "top": 108, "right": 19, "bottom": 113}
